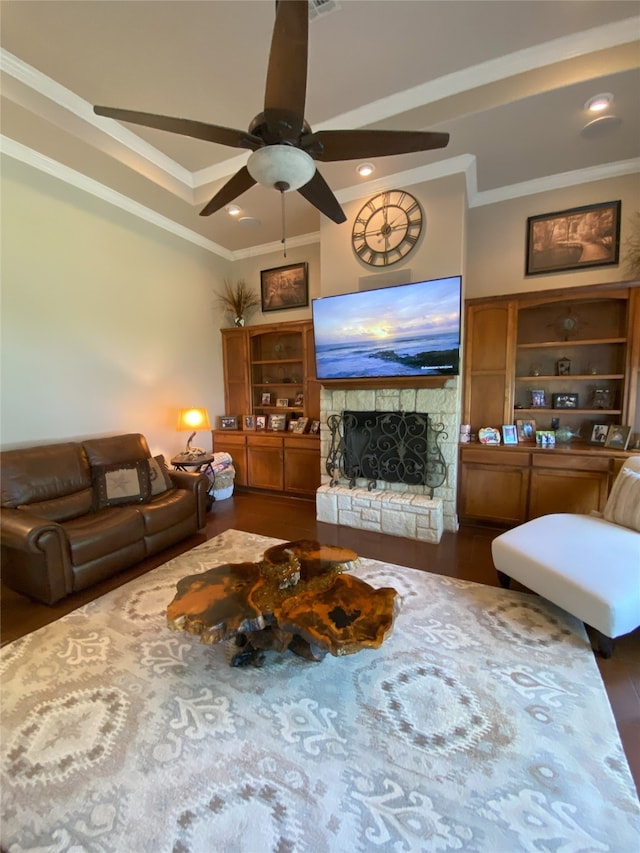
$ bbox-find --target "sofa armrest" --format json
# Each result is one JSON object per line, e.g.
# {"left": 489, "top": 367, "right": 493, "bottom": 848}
{"left": 168, "top": 471, "right": 209, "bottom": 529}
{"left": 0, "top": 508, "right": 73, "bottom": 604}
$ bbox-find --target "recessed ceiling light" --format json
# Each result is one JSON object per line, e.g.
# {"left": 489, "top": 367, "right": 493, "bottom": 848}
{"left": 584, "top": 93, "right": 613, "bottom": 113}
{"left": 225, "top": 204, "right": 241, "bottom": 216}
{"left": 357, "top": 163, "right": 375, "bottom": 177}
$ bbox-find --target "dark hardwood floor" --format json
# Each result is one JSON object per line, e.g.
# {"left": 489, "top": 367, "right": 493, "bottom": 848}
{"left": 2, "top": 490, "right": 638, "bottom": 795}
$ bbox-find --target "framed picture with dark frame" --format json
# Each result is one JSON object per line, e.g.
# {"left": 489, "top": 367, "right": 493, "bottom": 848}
{"left": 219, "top": 416, "right": 239, "bottom": 430}
{"left": 255, "top": 415, "right": 267, "bottom": 431}
{"left": 525, "top": 200, "right": 620, "bottom": 276}
{"left": 268, "top": 413, "right": 287, "bottom": 432}
{"left": 589, "top": 423, "right": 609, "bottom": 446}
{"left": 242, "top": 414, "right": 255, "bottom": 431}
{"left": 261, "top": 262, "right": 309, "bottom": 312}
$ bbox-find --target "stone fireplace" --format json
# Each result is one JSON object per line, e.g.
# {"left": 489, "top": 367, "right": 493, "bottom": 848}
{"left": 316, "top": 382, "right": 460, "bottom": 543}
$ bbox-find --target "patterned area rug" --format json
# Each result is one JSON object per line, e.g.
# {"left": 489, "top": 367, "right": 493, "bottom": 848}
{"left": 1, "top": 529, "right": 639, "bottom": 853}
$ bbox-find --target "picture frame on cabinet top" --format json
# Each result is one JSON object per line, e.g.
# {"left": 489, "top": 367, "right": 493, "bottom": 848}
{"left": 604, "top": 425, "right": 631, "bottom": 450}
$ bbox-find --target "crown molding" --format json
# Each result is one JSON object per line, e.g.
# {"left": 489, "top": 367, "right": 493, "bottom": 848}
{"left": 0, "top": 136, "right": 232, "bottom": 259}
{"left": 470, "top": 158, "right": 640, "bottom": 207}
{"left": 4, "top": 134, "right": 637, "bottom": 262}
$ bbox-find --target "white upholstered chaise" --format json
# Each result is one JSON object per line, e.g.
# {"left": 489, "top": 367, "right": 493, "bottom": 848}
{"left": 491, "top": 455, "right": 640, "bottom": 657}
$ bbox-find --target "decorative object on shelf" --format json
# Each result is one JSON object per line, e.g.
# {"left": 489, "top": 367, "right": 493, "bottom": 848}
{"left": 478, "top": 427, "right": 501, "bottom": 445}
{"left": 552, "top": 392, "right": 579, "bottom": 409}
{"left": 551, "top": 417, "right": 560, "bottom": 430}
{"left": 530, "top": 364, "right": 543, "bottom": 377}
{"left": 589, "top": 423, "right": 609, "bottom": 445}
{"left": 293, "top": 417, "right": 309, "bottom": 434}
{"left": 255, "top": 415, "right": 267, "bottom": 431}
{"left": 554, "top": 425, "right": 581, "bottom": 444}
{"left": 268, "top": 413, "right": 287, "bottom": 432}
{"left": 591, "top": 388, "right": 612, "bottom": 409}
{"left": 261, "top": 262, "right": 308, "bottom": 312}
{"left": 516, "top": 419, "right": 536, "bottom": 441}
{"left": 556, "top": 357, "right": 571, "bottom": 376}
{"left": 525, "top": 200, "right": 621, "bottom": 276}
{"left": 216, "top": 279, "right": 260, "bottom": 327}
{"left": 535, "top": 430, "right": 556, "bottom": 448}
{"left": 294, "top": 392, "right": 304, "bottom": 406}
{"left": 502, "top": 425, "right": 518, "bottom": 445}
{"left": 604, "top": 425, "right": 631, "bottom": 450}
{"left": 588, "top": 365, "right": 599, "bottom": 375}
{"left": 351, "top": 190, "right": 423, "bottom": 267}
{"left": 176, "top": 407, "right": 211, "bottom": 455}
{"left": 219, "top": 415, "right": 239, "bottom": 430}
{"left": 459, "top": 424, "right": 471, "bottom": 444}
{"left": 261, "top": 392, "right": 272, "bottom": 405}
{"left": 530, "top": 389, "right": 546, "bottom": 408}
{"left": 242, "top": 415, "right": 255, "bottom": 431}
{"left": 276, "top": 398, "right": 289, "bottom": 407}
{"left": 309, "top": 421, "right": 320, "bottom": 434}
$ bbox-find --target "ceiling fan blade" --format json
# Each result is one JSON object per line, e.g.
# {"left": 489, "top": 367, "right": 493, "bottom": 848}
{"left": 264, "top": 0, "right": 308, "bottom": 123}
{"left": 199, "top": 166, "right": 257, "bottom": 217}
{"left": 302, "top": 129, "right": 450, "bottom": 161}
{"left": 297, "top": 170, "right": 346, "bottom": 224}
{"left": 94, "top": 106, "right": 262, "bottom": 150}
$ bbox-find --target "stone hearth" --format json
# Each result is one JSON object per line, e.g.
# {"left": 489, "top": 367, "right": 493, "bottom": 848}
{"left": 316, "top": 383, "right": 460, "bottom": 542}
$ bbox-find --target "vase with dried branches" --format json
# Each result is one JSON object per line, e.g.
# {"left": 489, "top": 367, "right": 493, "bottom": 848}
{"left": 216, "top": 280, "right": 260, "bottom": 327}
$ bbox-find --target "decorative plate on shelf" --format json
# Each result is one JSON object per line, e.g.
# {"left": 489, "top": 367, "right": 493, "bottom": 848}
{"left": 478, "top": 427, "right": 501, "bottom": 445}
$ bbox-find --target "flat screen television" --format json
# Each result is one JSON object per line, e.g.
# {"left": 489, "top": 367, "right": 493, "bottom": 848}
{"left": 312, "top": 275, "right": 461, "bottom": 380}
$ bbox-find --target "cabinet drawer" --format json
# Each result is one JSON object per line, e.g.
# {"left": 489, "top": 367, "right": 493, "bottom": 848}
{"left": 461, "top": 448, "right": 530, "bottom": 467}
{"left": 247, "top": 434, "right": 284, "bottom": 449}
{"left": 531, "top": 453, "right": 610, "bottom": 471}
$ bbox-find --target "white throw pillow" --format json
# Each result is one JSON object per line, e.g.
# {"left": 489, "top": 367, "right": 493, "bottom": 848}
{"left": 603, "top": 463, "right": 640, "bottom": 532}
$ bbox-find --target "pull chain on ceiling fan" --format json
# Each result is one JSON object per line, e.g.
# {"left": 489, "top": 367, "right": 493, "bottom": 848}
{"left": 94, "top": 0, "right": 449, "bottom": 229}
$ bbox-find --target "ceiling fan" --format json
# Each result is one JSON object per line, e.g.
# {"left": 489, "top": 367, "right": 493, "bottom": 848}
{"left": 94, "top": 0, "right": 449, "bottom": 225}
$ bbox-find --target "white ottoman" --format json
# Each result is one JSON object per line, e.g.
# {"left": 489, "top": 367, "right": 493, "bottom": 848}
{"left": 492, "top": 512, "right": 640, "bottom": 657}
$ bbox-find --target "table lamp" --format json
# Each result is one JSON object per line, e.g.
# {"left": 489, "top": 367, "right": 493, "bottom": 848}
{"left": 176, "top": 407, "right": 211, "bottom": 456}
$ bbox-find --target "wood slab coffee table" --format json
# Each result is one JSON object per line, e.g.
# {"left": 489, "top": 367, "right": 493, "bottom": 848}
{"left": 167, "top": 539, "right": 398, "bottom": 665}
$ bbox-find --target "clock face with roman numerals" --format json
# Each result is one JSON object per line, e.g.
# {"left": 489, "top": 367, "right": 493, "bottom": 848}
{"left": 351, "top": 190, "right": 423, "bottom": 267}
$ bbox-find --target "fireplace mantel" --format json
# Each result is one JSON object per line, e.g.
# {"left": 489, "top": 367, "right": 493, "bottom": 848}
{"left": 319, "top": 376, "right": 451, "bottom": 390}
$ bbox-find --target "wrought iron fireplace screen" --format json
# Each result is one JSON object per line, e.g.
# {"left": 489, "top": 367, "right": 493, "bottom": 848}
{"left": 326, "top": 411, "right": 447, "bottom": 494}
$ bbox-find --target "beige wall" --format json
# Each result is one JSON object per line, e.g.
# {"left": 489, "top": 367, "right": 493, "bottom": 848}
{"left": 467, "top": 173, "right": 639, "bottom": 298}
{"left": 320, "top": 173, "right": 467, "bottom": 299}
{"left": 2, "top": 151, "right": 636, "bottom": 467}
{"left": 0, "top": 156, "right": 231, "bottom": 456}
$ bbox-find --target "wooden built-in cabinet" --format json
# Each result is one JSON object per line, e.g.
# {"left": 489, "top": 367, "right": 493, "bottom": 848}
{"left": 460, "top": 282, "right": 639, "bottom": 524}
{"left": 215, "top": 320, "right": 320, "bottom": 497}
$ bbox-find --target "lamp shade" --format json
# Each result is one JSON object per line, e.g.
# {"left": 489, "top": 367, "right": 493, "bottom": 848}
{"left": 176, "top": 408, "right": 211, "bottom": 432}
{"left": 247, "top": 145, "right": 315, "bottom": 191}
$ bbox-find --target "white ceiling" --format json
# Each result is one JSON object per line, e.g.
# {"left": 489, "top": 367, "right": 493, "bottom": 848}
{"left": 1, "top": 0, "right": 639, "bottom": 257}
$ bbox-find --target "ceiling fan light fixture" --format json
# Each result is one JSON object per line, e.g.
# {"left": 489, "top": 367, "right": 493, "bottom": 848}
{"left": 247, "top": 145, "right": 316, "bottom": 192}
{"left": 225, "top": 204, "right": 241, "bottom": 216}
{"left": 357, "top": 162, "right": 375, "bottom": 177}
{"left": 584, "top": 92, "right": 613, "bottom": 113}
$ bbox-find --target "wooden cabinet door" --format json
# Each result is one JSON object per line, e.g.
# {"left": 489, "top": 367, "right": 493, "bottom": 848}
{"left": 221, "top": 329, "right": 250, "bottom": 416}
{"left": 459, "top": 448, "right": 530, "bottom": 525}
{"left": 212, "top": 431, "right": 247, "bottom": 486}
{"left": 284, "top": 435, "right": 320, "bottom": 495}
{"left": 247, "top": 435, "right": 283, "bottom": 490}
{"left": 529, "top": 468, "right": 609, "bottom": 518}
{"left": 463, "top": 300, "right": 517, "bottom": 432}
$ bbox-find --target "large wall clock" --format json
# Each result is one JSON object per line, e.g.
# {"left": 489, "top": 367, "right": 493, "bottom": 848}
{"left": 351, "top": 190, "right": 424, "bottom": 267}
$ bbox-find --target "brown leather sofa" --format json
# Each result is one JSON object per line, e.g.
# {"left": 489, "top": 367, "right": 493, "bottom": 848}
{"left": 0, "top": 433, "right": 209, "bottom": 605}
